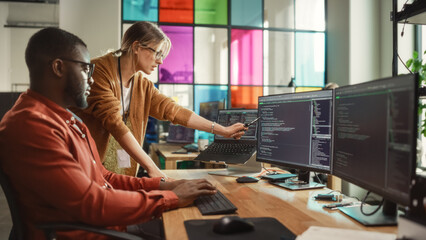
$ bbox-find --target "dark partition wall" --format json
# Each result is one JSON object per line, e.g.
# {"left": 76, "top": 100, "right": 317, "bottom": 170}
{"left": 0, "top": 92, "right": 22, "bottom": 121}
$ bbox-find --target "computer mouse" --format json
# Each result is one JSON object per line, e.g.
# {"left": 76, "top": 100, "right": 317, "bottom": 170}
{"left": 212, "top": 216, "right": 255, "bottom": 234}
{"left": 236, "top": 176, "right": 259, "bottom": 183}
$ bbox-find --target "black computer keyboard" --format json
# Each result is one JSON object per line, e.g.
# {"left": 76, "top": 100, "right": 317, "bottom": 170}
{"left": 204, "top": 143, "right": 255, "bottom": 155}
{"left": 194, "top": 190, "right": 237, "bottom": 215}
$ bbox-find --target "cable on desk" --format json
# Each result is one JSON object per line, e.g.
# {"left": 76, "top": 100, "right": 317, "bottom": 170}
{"left": 360, "top": 191, "right": 384, "bottom": 216}
{"left": 313, "top": 172, "right": 323, "bottom": 185}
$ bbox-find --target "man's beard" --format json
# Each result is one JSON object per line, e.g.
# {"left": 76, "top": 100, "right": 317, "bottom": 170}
{"left": 65, "top": 72, "right": 88, "bottom": 109}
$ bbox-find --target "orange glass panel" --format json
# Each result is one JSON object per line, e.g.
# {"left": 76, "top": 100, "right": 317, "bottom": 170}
{"left": 231, "top": 86, "right": 263, "bottom": 109}
{"left": 159, "top": 0, "right": 193, "bottom": 23}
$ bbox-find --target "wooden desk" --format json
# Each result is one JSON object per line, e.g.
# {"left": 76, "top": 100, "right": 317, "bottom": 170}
{"left": 149, "top": 143, "right": 199, "bottom": 169}
{"left": 162, "top": 169, "right": 397, "bottom": 240}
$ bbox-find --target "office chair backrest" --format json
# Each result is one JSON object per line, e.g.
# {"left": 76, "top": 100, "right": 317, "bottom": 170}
{"left": 0, "top": 167, "right": 24, "bottom": 240}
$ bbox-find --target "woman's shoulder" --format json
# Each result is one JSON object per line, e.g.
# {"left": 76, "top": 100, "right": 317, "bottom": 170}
{"left": 92, "top": 52, "right": 116, "bottom": 68}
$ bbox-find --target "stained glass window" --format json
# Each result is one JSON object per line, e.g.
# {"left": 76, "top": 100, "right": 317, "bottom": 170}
{"left": 159, "top": 84, "right": 193, "bottom": 110}
{"left": 230, "top": 86, "right": 263, "bottom": 109}
{"left": 295, "top": 32, "right": 325, "bottom": 87}
{"left": 264, "top": 30, "right": 294, "bottom": 86}
{"left": 295, "top": 0, "right": 325, "bottom": 31}
{"left": 121, "top": 0, "right": 327, "bottom": 143}
{"left": 231, "top": 0, "right": 262, "bottom": 27}
{"left": 230, "top": 29, "right": 263, "bottom": 86}
{"left": 123, "top": 0, "right": 158, "bottom": 22}
{"left": 194, "top": 27, "right": 228, "bottom": 84}
{"left": 159, "top": 0, "right": 193, "bottom": 23}
{"left": 159, "top": 26, "right": 193, "bottom": 84}
{"left": 195, "top": 0, "right": 227, "bottom": 25}
{"left": 264, "top": 0, "right": 294, "bottom": 29}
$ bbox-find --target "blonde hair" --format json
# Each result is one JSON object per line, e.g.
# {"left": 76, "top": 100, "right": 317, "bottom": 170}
{"left": 324, "top": 82, "right": 339, "bottom": 90}
{"left": 113, "top": 21, "right": 171, "bottom": 58}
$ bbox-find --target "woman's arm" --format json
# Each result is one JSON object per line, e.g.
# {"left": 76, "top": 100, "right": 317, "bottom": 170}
{"left": 116, "top": 131, "right": 167, "bottom": 178}
{"left": 186, "top": 113, "right": 247, "bottom": 139}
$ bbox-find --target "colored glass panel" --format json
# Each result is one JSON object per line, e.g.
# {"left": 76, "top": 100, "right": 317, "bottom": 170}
{"left": 123, "top": 0, "right": 158, "bottom": 22}
{"left": 263, "top": 87, "right": 294, "bottom": 96}
{"left": 230, "top": 86, "right": 262, "bottom": 109}
{"left": 195, "top": 0, "right": 228, "bottom": 25}
{"left": 194, "top": 85, "right": 228, "bottom": 115}
{"left": 159, "top": 26, "right": 193, "bottom": 84}
{"left": 194, "top": 85, "right": 228, "bottom": 142}
{"left": 231, "top": 0, "right": 262, "bottom": 27}
{"left": 230, "top": 29, "right": 263, "bottom": 86}
{"left": 194, "top": 27, "right": 228, "bottom": 84}
{"left": 295, "top": 87, "right": 322, "bottom": 93}
{"left": 159, "top": 84, "right": 193, "bottom": 109}
{"left": 159, "top": 0, "right": 193, "bottom": 23}
{"left": 264, "top": 0, "right": 294, "bottom": 29}
{"left": 295, "top": 0, "right": 325, "bottom": 31}
{"left": 295, "top": 32, "right": 325, "bottom": 87}
{"left": 264, "top": 30, "right": 294, "bottom": 86}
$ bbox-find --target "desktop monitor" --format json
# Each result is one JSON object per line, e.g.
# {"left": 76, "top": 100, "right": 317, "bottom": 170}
{"left": 332, "top": 74, "right": 417, "bottom": 226}
{"left": 257, "top": 90, "right": 333, "bottom": 190}
{"left": 166, "top": 124, "right": 195, "bottom": 144}
{"left": 199, "top": 100, "right": 226, "bottom": 122}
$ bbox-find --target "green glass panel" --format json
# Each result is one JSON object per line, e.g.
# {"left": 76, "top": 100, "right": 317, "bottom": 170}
{"left": 195, "top": 0, "right": 228, "bottom": 25}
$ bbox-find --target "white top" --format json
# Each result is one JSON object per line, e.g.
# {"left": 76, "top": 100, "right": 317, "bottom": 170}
{"left": 120, "top": 84, "right": 131, "bottom": 116}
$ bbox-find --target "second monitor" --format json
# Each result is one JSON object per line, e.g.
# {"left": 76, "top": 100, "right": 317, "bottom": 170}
{"left": 257, "top": 90, "right": 333, "bottom": 190}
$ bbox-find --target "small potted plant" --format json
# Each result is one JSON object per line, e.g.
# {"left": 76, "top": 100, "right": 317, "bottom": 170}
{"left": 406, "top": 50, "right": 426, "bottom": 169}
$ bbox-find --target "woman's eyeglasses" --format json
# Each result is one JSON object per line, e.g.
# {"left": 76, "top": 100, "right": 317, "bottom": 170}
{"left": 60, "top": 58, "right": 95, "bottom": 79}
{"left": 139, "top": 45, "right": 164, "bottom": 61}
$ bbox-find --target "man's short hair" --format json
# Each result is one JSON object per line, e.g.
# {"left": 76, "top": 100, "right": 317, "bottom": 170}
{"left": 25, "top": 27, "right": 87, "bottom": 76}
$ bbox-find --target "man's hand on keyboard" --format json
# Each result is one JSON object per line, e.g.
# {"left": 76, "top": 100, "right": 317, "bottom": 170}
{"left": 161, "top": 179, "right": 217, "bottom": 207}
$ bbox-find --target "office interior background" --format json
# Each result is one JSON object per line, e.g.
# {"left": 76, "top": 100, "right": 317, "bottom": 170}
{"left": 0, "top": 0, "right": 425, "bottom": 235}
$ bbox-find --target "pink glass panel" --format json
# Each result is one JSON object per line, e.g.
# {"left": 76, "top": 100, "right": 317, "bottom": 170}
{"left": 230, "top": 29, "right": 263, "bottom": 85}
{"left": 159, "top": 26, "right": 193, "bottom": 84}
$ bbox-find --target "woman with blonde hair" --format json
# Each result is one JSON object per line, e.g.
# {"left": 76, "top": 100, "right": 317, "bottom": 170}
{"left": 73, "top": 22, "right": 246, "bottom": 179}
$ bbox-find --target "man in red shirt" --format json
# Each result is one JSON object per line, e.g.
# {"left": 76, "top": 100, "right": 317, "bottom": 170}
{"left": 0, "top": 28, "right": 216, "bottom": 240}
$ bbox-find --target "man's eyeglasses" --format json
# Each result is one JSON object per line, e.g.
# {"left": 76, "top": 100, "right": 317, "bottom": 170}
{"left": 60, "top": 58, "right": 95, "bottom": 79}
{"left": 139, "top": 45, "right": 164, "bottom": 61}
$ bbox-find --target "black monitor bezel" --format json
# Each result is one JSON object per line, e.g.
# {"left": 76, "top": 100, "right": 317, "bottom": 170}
{"left": 332, "top": 74, "right": 418, "bottom": 207}
{"left": 215, "top": 109, "right": 258, "bottom": 141}
{"left": 256, "top": 90, "right": 334, "bottom": 174}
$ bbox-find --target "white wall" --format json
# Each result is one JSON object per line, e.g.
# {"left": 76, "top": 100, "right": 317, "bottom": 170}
{"left": 349, "top": 0, "right": 381, "bottom": 85}
{"left": 0, "top": 2, "right": 10, "bottom": 92}
{"left": 9, "top": 28, "right": 39, "bottom": 90}
{"left": 59, "top": 0, "right": 121, "bottom": 59}
{"left": 0, "top": 2, "right": 58, "bottom": 92}
{"left": 327, "top": 0, "right": 350, "bottom": 87}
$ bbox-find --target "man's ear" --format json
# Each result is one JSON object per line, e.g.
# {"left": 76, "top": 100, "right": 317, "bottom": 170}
{"left": 51, "top": 59, "right": 65, "bottom": 78}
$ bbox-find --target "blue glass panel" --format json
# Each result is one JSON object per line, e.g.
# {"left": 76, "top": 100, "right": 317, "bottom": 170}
{"left": 295, "top": 32, "right": 325, "bottom": 87}
{"left": 231, "top": 0, "right": 262, "bottom": 27}
{"left": 123, "top": 0, "right": 158, "bottom": 22}
{"left": 194, "top": 85, "right": 228, "bottom": 142}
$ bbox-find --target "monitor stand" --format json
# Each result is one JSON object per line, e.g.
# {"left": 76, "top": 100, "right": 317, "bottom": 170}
{"left": 208, "top": 153, "right": 262, "bottom": 177}
{"left": 338, "top": 200, "right": 398, "bottom": 226}
{"left": 271, "top": 170, "right": 325, "bottom": 190}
